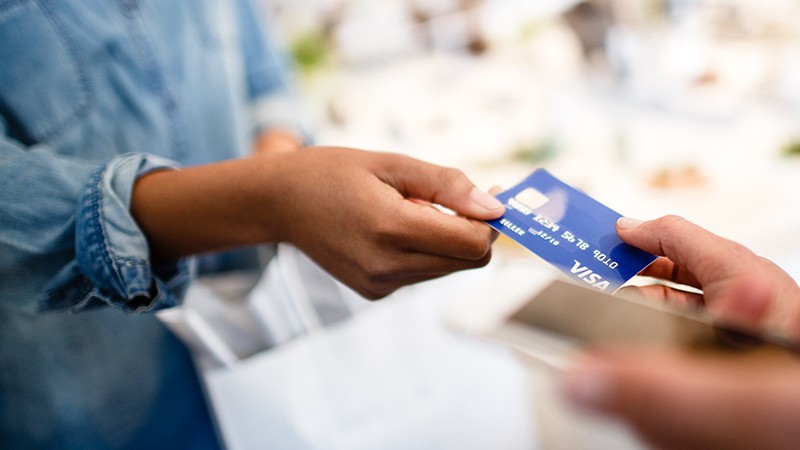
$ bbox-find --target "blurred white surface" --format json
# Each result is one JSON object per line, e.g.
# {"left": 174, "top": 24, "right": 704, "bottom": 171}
{"left": 203, "top": 264, "right": 541, "bottom": 450}
{"left": 199, "top": 257, "right": 656, "bottom": 450}
{"left": 276, "top": 1, "right": 800, "bottom": 281}
{"left": 194, "top": 1, "right": 800, "bottom": 447}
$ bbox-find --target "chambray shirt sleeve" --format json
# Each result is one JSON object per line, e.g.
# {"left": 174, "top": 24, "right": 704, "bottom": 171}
{"left": 0, "top": 132, "right": 191, "bottom": 315}
{"left": 235, "top": 0, "right": 311, "bottom": 143}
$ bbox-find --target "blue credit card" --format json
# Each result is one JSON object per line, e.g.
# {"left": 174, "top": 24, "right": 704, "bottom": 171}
{"left": 487, "top": 169, "right": 657, "bottom": 293}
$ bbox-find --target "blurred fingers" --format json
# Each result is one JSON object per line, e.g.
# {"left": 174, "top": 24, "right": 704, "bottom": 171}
{"left": 619, "top": 284, "right": 704, "bottom": 308}
{"left": 708, "top": 273, "right": 773, "bottom": 333}
{"left": 637, "top": 257, "right": 701, "bottom": 288}
{"left": 563, "top": 347, "right": 800, "bottom": 450}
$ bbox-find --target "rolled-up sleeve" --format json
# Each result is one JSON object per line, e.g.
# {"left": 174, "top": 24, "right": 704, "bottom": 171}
{"left": 0, "top": 135, "right": 191, "bottom": 314}
{"left": 73, "top": 154, "right": 191, "bottom": 313}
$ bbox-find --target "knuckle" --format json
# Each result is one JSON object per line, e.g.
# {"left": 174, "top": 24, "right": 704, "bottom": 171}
{"left": 447, "top": 224, "right": 494, "bottom": 260}
{"left": 653, "top": 215, "right": 688, "bottom": 256}
{"left": 464, "top": 232, "right": 493, "bottom": 260}
{"left": 359, "top": 258, "right": 394, "bottom": 281}
{"left": 358, "top": 277, "right": 396, "bottom": 300}
{"left": 465, "top": 225, "right": 495, "bottom": 259}
{"left": 360, "top": 287, "right": 392, "bottom": 301}
{"left": 656, "top": 214, "right": 687, "bottom": 232}
{"left": 474, "top": 248, "right": 493, "bottom": 268}
{"left": 353, "top": 265, "right": 393, "bottom": 299}
{"left": 356, "top": 254, "right": 407, "bottom": 293}
{"left": 439, "top": 166, "right": 468, "bottom": 189}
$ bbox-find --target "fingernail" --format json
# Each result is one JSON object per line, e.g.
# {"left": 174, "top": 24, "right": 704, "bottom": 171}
{"left": 470, "top": 187, "right": 505, "bottom": 211}
{"left": 617, "top": 217, "right": 644, "bottom": 230}
{"left": 562, "top": 365, "right": 612, "bottom": 413}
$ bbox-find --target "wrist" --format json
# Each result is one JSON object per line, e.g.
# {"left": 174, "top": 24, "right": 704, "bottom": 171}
{"left": 240, "top": 152, "right": 296, "bottom": 244}
{"left": 131, "top": 155, "right": 293, "bottom": 260}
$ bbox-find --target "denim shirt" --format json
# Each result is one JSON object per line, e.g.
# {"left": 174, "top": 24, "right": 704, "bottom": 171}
{"left": 0, "top": 1, "right": 303, "bottom": 448}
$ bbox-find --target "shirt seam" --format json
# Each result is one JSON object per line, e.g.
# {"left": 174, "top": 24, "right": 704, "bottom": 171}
{"left": 35, "top": 0, "right": 92, "bottom": 142}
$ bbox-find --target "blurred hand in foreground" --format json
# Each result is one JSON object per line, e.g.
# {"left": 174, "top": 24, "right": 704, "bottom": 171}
{"left": 561, "top": 215, "right": 800, "bottom": 450}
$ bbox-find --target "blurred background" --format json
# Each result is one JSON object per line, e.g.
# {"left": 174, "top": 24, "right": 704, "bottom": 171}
{"left": 259, "top": 0, "right": 800, "bottom": 277}
{"left": 199, "top": 2, "right": 800, "bottom": 448}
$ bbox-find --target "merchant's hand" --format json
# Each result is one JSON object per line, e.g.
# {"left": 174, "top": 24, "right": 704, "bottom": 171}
{"left": 560, "top": 215, "right": 800, "bottom": 449}
{"left": 563, "top": 346, "right": 800, "bottom": 450}
{"left": 615, "top": 215, "right": 800, "bottom": 337}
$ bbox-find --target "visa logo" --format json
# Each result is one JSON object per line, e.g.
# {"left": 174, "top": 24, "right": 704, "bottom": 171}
{"left": 570, "top": 260, "right": 610, "bottom": 291}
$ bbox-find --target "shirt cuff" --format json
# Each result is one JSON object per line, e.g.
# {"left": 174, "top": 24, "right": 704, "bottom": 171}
{"left": 249, "top": 93, "right": 313, "bottom": 145}
{"left": 73, "top": 153, "right": 192, "bottom": 313}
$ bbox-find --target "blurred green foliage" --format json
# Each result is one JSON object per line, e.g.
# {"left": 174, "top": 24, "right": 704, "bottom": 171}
{"left": 782, "top": 140, "right": 800, "bottom": 157}
{"left": 290, "top": 30, "right": 330, "bottom": 74}
{"left": 510, "top": 139, "right": 557, "bottom": 164}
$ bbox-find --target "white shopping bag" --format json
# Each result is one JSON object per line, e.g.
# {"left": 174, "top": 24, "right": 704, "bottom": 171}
{"left": 204, "top": 292, "right": 536, "bottom": 450}
{"left": 163, "top": 244, "right": 538, "bottom": 449}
